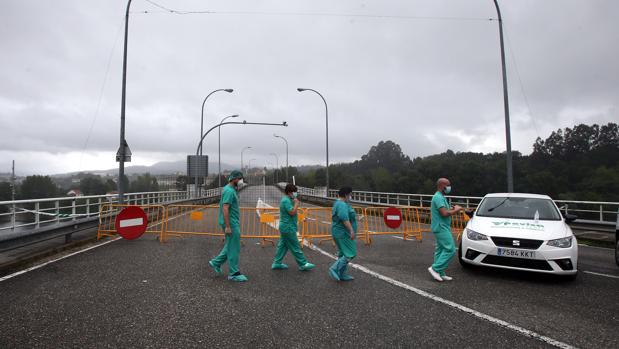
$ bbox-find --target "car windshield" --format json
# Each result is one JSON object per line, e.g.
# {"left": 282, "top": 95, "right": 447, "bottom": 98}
{"left": 476, "top": 197, "right": 562, "bottom": 221}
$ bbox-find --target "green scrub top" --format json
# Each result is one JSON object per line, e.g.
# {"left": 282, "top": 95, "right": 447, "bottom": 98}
{"left": 218, "top": 184, "right": 240, "bottom": 228}
{"left": 279, "top": 196, "right": 297, "bottom": 233}
{"left": 431, "top": 191, "right": 451, "bottom": 233}
{"left": 332, "top": 199, "right": 357, "bottom": 239}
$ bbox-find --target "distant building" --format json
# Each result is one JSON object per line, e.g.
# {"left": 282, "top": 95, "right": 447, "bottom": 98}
{"left": 67, "top": 189, "right": 83, "bottom": 197}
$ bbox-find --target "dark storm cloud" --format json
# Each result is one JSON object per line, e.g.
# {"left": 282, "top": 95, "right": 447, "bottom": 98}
{"left": 0, "top": 0, "right": 617, "bottom": 174}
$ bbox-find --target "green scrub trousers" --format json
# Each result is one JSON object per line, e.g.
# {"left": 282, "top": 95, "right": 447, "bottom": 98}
{"left": 273, "top": 232, "right": 307, "bottom": 266}
{"left": 210, "top": 225, "right": 241, "bottom": 275}
{"left": 431, "top": 229, "right": 456, "bottom": 276}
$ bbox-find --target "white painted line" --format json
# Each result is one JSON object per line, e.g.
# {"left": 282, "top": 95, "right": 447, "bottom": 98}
{"left": 119, "top": 218, "right": 144, "bottom": 228}
{"left": 1, "top": 207, "right": 192, "bottom": 282}
{"left": 577, "top": 244, "right": 612, "bottom": 250}
{"left": 0, "top": 237, "right": 122, "bottom": 282}
{"left": 584, "top": 271, "right": 619, "bottom": 279}
{"left": 305, "top": 241, "right": 576, "bottom": 349}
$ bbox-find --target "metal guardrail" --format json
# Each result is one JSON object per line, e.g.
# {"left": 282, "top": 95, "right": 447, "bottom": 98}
{"left": 0, "top": 189, "right": 220, "bottom": 235}
{"left": 294, "top": 186, "right": 618, "bottom": 225}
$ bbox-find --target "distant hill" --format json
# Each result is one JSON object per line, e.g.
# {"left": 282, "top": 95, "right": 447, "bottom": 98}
{"left": 53, "top": 160, "right": 237, "bottom": 177}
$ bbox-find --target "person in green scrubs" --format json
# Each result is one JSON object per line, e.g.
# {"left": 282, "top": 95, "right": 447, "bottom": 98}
{"left": 428, "top": 178, "right": 463, "bottom": 282}
{"left": 271, "top": 184, "right": 315, "bottom": 271}
{"left": 329, "top": 186, "right": 357, "bottom": 281}
{"left": 208, "top": 170, "right": 248, "bottom": 282}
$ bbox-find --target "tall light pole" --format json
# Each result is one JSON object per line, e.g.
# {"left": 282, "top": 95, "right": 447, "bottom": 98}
{"left": 199, "top": 89, "right": 233, "bottom": 156}
{"left": 248, "top": 158, "right": 257, "bottom": 172}
{"left": 298, "top": 88, "right": 329, "bottom": 191}
{"left": 241, "top": 146, "right": 252, "bottom": 172}
{"left": 270, "top": 153, "right": 279, "bottom": 184}
{"left": 218, "top": 114, "right": 239, "bottom": 188}
{"left": 274, "top": 134, "right": 289, "bottom": 183}
{"left": 493, "top": 0, "right": 513, "bottom": 193}
{"left": 195, "top": 121, "right": 288, "bottom": 197}
{"left": 117, "top": 0, "right": 133, "bottom": 204}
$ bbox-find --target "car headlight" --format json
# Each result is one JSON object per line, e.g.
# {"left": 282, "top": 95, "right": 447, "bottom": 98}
{"left": 466, "top": 228, "right": 488, "bottom": 241}
{"left": 547, "top": 236, "right": 573, "bottom": 248}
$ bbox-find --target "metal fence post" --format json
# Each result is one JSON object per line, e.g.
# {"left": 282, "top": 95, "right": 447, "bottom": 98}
{"left": 35, "top": 202, "right": 40, "bottom": 228}
{"left": 55, "top": 201, "right": 60, "bottom": 224}
{"left": 72, "top": 199, "right": 76, "bottom": 221}
{"left": 599, "top": 204, "right": 603, "bottom": 222}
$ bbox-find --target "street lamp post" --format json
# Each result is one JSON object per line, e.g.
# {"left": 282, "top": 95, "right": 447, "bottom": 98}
{"left": 493, "top": 0, "right": 513, "bottom": 193}
{"left": 270, "top": 153, "right": 279, "bottom": 184}
{"left": 195, "top": 121, "right": 288, "bottom": 198}
{"left": 195, "top": 89, "right": 233, "bottom": 198}
{"left": 199, "top": 89, "right": 233, "bottom": 156}
{"left": 297, "top": 88, "right": 329, "bottom": 191}
{"left": 218, "top": 114, "right": 239, "bottom": 188}
{"left": 248, "top": 158, "right": 257, "bottom": 172}
{"left": 274, "top": 134, "right": 289, "bottom": 183}
{"left": 117, "top": 0, "right": 133, "bottom": 204}
{"left": 241, "top": 146, "right": 252, "bottom": 172}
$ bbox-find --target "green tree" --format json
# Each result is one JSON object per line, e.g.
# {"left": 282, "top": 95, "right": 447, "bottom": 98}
{"left": 19, "top": 175, "right": 60, "bottom": 199}
{"left": 80, "top": 176, "right": 107, "bottom": 195}
{"left": 130, "top": 173, "right": 159, "bottom": 193}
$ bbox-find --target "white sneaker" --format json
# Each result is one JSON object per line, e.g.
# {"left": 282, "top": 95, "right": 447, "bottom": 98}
{"left": 428, "top": 267, "right": 443, "bottom": 282}
{"left": 441, "top": 275, "right": 453, "bottom": 281}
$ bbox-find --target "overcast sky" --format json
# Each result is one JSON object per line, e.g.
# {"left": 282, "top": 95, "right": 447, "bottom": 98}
{"left": 1, "top": 0, "right": 617, "bottom": 175}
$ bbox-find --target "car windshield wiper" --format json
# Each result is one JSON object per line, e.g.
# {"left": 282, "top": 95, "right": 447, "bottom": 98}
{"left": 487, "top": 197, "right": 509, "bottom": 212}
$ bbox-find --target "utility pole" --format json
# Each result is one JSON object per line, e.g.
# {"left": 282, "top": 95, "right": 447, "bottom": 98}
{"left": 493, "top": 0, "right": 514, "bottom": 193}
{"left": 117, "top": 0, "right": 133, "bottom": 204}
{"left": 11, "top": 160, "right": 15, "bottom": 230}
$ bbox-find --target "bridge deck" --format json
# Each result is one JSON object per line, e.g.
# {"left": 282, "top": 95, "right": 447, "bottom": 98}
{"left": 0, "top": 186, "right": 617, "bottom": 348}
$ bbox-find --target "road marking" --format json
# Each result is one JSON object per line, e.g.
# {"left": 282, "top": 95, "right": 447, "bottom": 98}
{"left": 306, "top": 241, "right": 576, "bottom": 349}
{"left": 0, "top": 237, "right": 122, "bottom": 282}
{"left": 577, "top": 244, "right": 612, "bottom": 250}
{"left": 0, "top": 208, "right": 191, "bottom": 282}
{"left": 584, "top": 271, "right": 619, "bottom": 279}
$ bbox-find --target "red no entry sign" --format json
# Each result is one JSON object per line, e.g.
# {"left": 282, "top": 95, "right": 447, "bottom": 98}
{"left": 384, "top": 207, "right": 403, "bottom": 229}
{"left": 115, "top": 206, "right": 148, "bottom": 240}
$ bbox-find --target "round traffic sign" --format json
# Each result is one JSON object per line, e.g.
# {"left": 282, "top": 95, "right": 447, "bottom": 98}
{"left": 384, "top": 207, "right": 403, "bottom": 229}
{"left": 115, "top": 206, "right": 148, "bottom": 240}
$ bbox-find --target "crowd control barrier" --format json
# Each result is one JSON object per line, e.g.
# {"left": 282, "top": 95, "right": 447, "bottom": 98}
{"left": 98, "top": 204, "right": 470, "bottom": 244}
{"left": 97, "top": 204, "right": 166, "bottom": 240}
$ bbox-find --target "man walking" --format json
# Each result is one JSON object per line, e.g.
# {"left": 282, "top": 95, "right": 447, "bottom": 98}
{"left": 209, "top": 170, "right": 248, "bottom": 282}
{"left": 428, "top": 178, "right": 462, "bottom": 282}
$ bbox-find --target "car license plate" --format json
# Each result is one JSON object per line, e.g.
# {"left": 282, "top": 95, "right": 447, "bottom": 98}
{"left": 496, "top": 248, "right": 536, "bottom": 259}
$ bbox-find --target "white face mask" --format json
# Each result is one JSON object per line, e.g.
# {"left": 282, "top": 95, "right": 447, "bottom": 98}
{"left": 237, "top": 179, "right": 244, "bottom": 186}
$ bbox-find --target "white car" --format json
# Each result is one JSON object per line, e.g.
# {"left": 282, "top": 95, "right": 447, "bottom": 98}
{"left": 459, "top": 193, "right": 578, "bottom": 278}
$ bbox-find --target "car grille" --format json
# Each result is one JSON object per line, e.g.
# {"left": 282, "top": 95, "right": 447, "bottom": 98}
{"left": 481, "top": 255, "right": 553, "bottom": 271}
{"left": 491, "top": 237, "right": 543, "bottom": 250}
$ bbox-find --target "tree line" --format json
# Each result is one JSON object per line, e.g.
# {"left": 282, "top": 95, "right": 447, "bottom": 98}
{"left": 291, "top": 122, "right": 619, "bottom": 201}
{"left": 0, "top": 173, "right": 160, "bottom": 201}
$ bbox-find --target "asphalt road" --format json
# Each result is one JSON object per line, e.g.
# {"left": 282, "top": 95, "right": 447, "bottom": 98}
{"left": 0, "top": 185, "right": 617, "bottom": 348}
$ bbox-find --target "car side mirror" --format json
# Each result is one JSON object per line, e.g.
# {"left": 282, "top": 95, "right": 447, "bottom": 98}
{"left": 563, "top": 213, "right": 577, "bottom": 223}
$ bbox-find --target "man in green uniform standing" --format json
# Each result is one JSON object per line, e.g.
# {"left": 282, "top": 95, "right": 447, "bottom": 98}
{"left": 209, "top": 170, "right": 248, "bottom": 282}
{"left": 428, "top": 177, "right": 463, "bottom": 282}
{"left": 329, "top": 186, "right": 357, "bottom": 281}
{"left": 271, "top": 184, "right": 315, "bottom": 271}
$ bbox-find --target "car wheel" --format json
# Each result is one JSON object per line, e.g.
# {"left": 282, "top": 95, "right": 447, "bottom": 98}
{"left": 458, "top": 240, "right": 470, "bottom": 268}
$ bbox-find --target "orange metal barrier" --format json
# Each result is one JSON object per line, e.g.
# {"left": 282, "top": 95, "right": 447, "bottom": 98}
{"left": 161, "top": 205, "right": 285, "bottom": 244}
{"left": 416, "top": 206, "right": 469, "bottom": 241}
{"left": 361, "top": 207, "right": 423, "bottom": 245}
{"left": 99, "top": 203, "right": 470, "bottom": 245}
{"left": 97, "top": 203, "right": 166, "bottom": 240}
